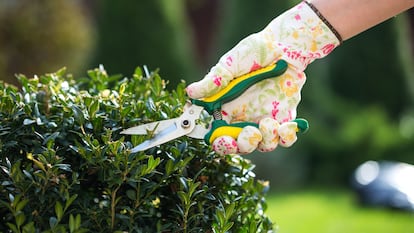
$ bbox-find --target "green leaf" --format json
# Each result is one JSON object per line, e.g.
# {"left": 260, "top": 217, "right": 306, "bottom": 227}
{"left": 15, "top": 212, "right": 26, "bottom": 227}
{"left": 177, "top": 191, "right": 189, "bottom": 206}
{"left": 225, "top": 202, "right": 235, "bottom": 219}
{"left": 6, "top": 223, "right": 18, "bottom": 233}
{"left": 188, "top": 181, "right": 200, "bottom": 198}
{"left": 223, "top": 222, "right": 234, "bottom": 232}
{"left": 49, "top": 216, "right": 58, "bottom": 228}
{"left": 175, "top": 205, "right": 184, "bottom": 217}
{"left": 22, "top": 221, "right": 35, "bottom": 233}
{"left": 147, "top": 156, "right": 160, "bottom": 171}
{"left": 120, "top": 106, "right": 132, "bottom": 117}
{"left": 75, "top": 214, "right": 81, "bottom": 229}
{"left": 43, "top": 132, "right": 60, "bottom": 145}
{"left": 71, "top": 105, "right": 85, "bottom": 125}
{"left": 55, "top": 201, "right": 63, "bottom": 221}
{"left": 54, "top": 163, "right": 72, "bottom": 172}
{"left": 1, "top": 165, "right": 10, "bottom": 176}
{"left": 119, "top": 82, "right": 126, "bottom": 96}
{"left": 216, "top": 210, "right": 225, "bottom": 227}
{"left": 134, "top": 66, "right": 143, "bottom": 78}
{"left": 69, "top": 214, "right": 76, "bottom": 233}
{"left": 146, "top": 97, "right": 156, "bottom": 113}
{"left": 65, "top": 194, "right": 78, "bottom": 211}
{"left": 1, "top": 180, "right": 12, "bottom": 186}
{"left": 179, "top": 177, "right": 188, "bottom": 192}
{"left": 23, "top": 119, "right": 36, "bottom": 125}
{"left": 165, "top": 160, "right": 174, "bottom": 175}
{"left": 249, "top": 219, "right": 258, "bottom": 233}
{"left": 126, "top": 189, "right": 136, "bottom": 201}
{"left": 9, "top": 193, "right": 15, "bottom": 203}
{"left": 69, "top": 214, "right": 82, "bottom": 233}
{"left": 88, "top": 99, "right": 99, "bottom": 118}
{"left": 55, "top": 67, "right": 67, "bottom": 77}
{"left": 16, "top": 199, "right": 29, "bottom": 212}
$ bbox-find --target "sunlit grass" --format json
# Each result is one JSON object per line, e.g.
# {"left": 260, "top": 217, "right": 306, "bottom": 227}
{"left": 266, "top": 188, "right": 414, "bottom": 233}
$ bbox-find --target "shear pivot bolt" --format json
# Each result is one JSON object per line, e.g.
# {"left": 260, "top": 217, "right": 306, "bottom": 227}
{"left": 181, "top": 119, "right": 190, "bottom": 128}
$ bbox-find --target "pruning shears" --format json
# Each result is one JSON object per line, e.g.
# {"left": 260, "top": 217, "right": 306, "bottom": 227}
{"left": 121, "top": 59, "right": 294, "bottom": 153}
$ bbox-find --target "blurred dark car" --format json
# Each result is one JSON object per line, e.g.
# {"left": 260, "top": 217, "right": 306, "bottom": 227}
{"left": 351, "top": 160, "right": 414, "bottom": 211}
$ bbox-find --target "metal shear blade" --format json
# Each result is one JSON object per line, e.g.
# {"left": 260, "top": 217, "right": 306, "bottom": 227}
{"left": 120, "top": 118, "right": 177, "bottom": 135}
{"left": 129, "top": 122, "right": 178, "bottom": 152}
{"left": 124, "top": 104, "right": 205, "bottom": 152}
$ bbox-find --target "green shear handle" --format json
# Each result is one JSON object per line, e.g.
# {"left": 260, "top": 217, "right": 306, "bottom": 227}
{"left": 192, "top": 59, "right": 288, "bottom": 115}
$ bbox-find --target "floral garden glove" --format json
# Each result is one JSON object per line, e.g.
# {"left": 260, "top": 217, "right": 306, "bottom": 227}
{"left": 186, "top": 1, "right": 342, "bottom": 155}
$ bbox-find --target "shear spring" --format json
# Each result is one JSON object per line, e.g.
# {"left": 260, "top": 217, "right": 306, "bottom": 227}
{"left": 212, "top": 110, "right": 222, "bottom": 120}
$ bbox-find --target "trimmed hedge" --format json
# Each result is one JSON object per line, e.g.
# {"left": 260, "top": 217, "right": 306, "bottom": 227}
{"left": 0, "top": 66, "right": 274, "bottom": 232}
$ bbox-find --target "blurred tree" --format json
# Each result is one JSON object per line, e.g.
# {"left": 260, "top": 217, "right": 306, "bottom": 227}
{"left": 91, "top": 0, "right": 199, "bottom": 86}
{"left": 185, "top": 0, "right": 221, "bottom": 68}
{"left": 0, "top": 0, "right": 94, "bottom": 86}
{"left": 91, "top": 0, "right": 297, "bottom": 85}
{"left": 214, "top": 0, "right": 296, "bottom": 64}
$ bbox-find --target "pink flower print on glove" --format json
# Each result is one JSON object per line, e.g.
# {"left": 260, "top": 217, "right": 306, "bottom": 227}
{"left": 213, "top": 75, "right": 222, "bottom": 87}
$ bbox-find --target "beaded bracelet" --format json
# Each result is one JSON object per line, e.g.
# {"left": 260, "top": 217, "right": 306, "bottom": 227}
{"left": 304, "top": 0, "right": 343, "bottom": 44}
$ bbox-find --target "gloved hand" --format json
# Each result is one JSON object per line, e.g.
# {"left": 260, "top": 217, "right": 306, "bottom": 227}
{"left": 187, "top": 1, "right": 341, "bottom": 155}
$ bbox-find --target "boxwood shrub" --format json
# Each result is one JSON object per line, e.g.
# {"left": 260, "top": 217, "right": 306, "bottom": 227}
{"left": 0, "top": 66, "right": 274, "bottom": 232}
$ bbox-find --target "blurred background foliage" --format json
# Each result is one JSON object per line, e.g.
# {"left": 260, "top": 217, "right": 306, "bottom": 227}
{"left": 0, "top": 0, "right": 413, "bottom": 190}
{"left": 0, "top": 0, "right": 94, "bottom": 86}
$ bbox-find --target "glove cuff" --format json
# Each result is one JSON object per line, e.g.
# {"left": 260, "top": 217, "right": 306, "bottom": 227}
{"left": 261, "top": 1, "right": 341, "bottom": 71}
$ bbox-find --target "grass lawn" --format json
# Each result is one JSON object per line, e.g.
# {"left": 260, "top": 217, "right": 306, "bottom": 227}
{"left": 266, "top": 188, "right": 414, "bottom": 233}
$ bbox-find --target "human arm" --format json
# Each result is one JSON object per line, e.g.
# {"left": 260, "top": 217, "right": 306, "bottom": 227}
{"left": 311, "top": 0, "right": 414, "bottom": 41}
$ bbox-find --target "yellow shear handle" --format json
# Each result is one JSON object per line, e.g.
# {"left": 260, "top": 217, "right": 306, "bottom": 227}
{"left": 204, "top": 120, "right": 258, "bottom": 145}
